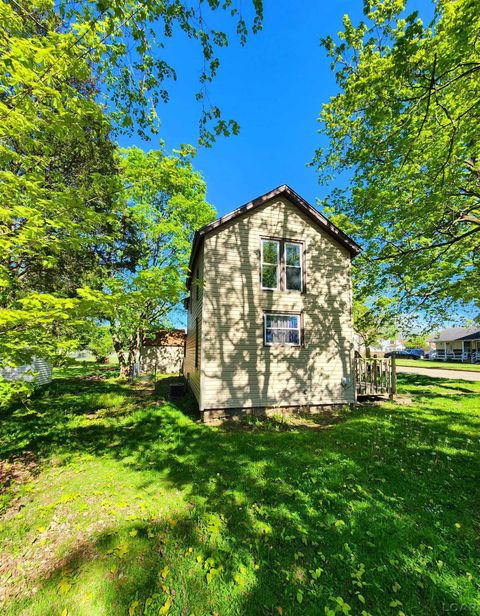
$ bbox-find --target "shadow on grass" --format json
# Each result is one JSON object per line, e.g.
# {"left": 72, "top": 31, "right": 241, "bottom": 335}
{"left": 1, "top": 367, "right": 479, "bottom": 615}
{"left": 397, "top": 372, "right": 480, "bottom": 395}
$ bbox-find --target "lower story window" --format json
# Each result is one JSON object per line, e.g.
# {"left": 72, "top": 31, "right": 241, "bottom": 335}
{"left": 264, "top": 313, "right": 301, "bottom": 346}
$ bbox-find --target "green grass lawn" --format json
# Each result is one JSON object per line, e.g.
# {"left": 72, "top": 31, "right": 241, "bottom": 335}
{"left": 1, "top": 364, "right": 479, "bottom": 615}
{"left": 396, "top": 358, "right": 480, "bottom": 372}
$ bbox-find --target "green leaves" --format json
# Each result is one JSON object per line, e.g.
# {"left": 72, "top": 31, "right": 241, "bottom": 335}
{"left": 0, "top": 0, "right": 125, "bottom": 405}
{"left": 160, "top": 565, "right": 169, "bottom": 580}
{"left": 310, "top": 567, "right": 323, "bottom": 581}
{"left": 233, "top": 565, "right": 248, "bottom": 587}
{"left": 316, "top": 0, "right": 480, "bottom": 317}
{"left": 0, "top": 0, "right": 257, "bottom": 403}
{"left": 105, "top": 145, "right": 215, "bottom": 375}
{"left": 206, "top": 566, "right": 221, "bottom": 584}
{"left": 328, "top": 596, "right": 351, "bottom": 614}
{"left": 58, "top": 0, "right": 263, "bottom": 142}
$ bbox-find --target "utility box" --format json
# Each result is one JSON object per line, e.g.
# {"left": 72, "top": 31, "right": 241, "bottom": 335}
{"left": 169, "top": 382, "right": 185, "bottom": 398}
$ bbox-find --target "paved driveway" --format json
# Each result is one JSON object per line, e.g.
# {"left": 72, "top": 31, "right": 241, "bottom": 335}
{"left": 397, "top": 366, "right": 480, "bottom": 381}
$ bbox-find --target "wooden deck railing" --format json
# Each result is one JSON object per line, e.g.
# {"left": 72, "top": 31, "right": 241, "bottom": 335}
{"left": 355, "top": 356, "right": 396, "bottom": 398}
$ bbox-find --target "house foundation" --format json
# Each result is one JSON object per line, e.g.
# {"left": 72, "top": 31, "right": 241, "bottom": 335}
{"left": 201, "top": 403, "right": 351, "bottom": 423}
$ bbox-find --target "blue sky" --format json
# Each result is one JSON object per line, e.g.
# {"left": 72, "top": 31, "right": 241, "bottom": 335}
{"left": 119, "top": 0, "right": 433, "bottom": 218}
{"left": 117, "top": 0, "right": 476, "bottom": 328}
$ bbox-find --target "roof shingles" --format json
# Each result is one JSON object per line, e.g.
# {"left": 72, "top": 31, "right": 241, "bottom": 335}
{"left": 429, "top": 327, "right": 480, "bottom": 342}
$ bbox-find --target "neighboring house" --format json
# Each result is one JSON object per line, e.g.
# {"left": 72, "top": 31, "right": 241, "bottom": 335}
{"left": 355, "top": 335, "right": 406, "bottom": 356}
{"left": 378, "top": 339, "right": 406, "bottom": 353}
{"left": 429, "top": 327, "right": 480, "bottom": 362}
{"left": 140, "top": 329, "right": 186, "bottom": 375}
{"left": 1, "top": 357, "right": 52, "bottom": 385}
{"left": 183, "top": 184, "right": 362, "bottom": 422}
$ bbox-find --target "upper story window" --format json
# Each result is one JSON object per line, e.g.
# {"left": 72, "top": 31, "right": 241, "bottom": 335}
{"left": 285, "top": 242, "right": 302, "bottom": 291}
{"left": 261, "top": 239, "right": 280, "bottom": 289}
{"left": 261, "top": 238, "right": 303, "bottom": 292}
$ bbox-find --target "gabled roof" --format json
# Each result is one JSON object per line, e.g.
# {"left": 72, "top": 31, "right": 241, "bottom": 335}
{"left": 187, "top": 184, "right": 361, "bottom": 289}
{"left": 429, "top": 327, "right": 480, "bottom": 342}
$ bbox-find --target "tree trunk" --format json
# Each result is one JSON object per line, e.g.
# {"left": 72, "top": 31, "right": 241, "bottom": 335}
{"left": 126, "top": 328, "right": 143, "bottom": 381}
{"left": 111, "top": 330, "right": 129, "bottom": 378}
{"left": 127, "top": 345, "right": 136, "bottom": 379}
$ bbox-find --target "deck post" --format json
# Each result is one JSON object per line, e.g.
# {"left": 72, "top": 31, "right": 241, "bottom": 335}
{"left": 390, "top": 353, "right": 397, "bottom": 399}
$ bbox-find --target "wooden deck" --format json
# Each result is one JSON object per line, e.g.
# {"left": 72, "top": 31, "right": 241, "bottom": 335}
{"left": 355, "top": 356, "right": 396, "bottom": 398}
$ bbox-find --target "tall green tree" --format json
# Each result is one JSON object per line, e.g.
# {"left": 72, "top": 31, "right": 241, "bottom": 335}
{"left": 354, "top": 299, "right": 398, "bottom": 353}
{"left": 1, "top": 0, "right": 263, "bottom": 312}
{"left": 1, "top": 0, "right": 262, "bottom": 401}
{"left": 103, "top": 146, "right": 215, "bottom": 377}
{"left": 0, "top": 0, "right": 122, "bottom": 380}
{"left": 0, "top": 3, "right": 121, "bottom": 294}
{"left": 315, "top": 0, "right": 480, "bottom": 317}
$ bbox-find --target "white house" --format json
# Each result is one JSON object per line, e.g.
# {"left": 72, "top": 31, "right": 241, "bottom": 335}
{"left": 183, "top": 185, "right": 362, "bottom": 422}
{"left": 429, "top": 327, "right": 480, "bottom": 362}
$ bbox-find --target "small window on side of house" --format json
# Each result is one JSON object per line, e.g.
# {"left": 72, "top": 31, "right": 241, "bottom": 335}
{"left": 264, "top": 313, "right": 301, "bottom": 346}
{"left": 196, "top": 267, "right": 200, "bottom": 300}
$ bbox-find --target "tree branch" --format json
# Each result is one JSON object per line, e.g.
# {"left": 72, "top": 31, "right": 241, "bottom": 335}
{"left": 373, "top": 226, "right": 480, "bottom": 261}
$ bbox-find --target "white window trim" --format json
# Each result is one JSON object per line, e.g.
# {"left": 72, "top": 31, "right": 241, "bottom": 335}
{"left": 261, "top": 239, "right": 280, "bottom": 290}
{"left": 264, "top": 313, "right": 301, "bottom": 346}
{"left": 284, "top": 241, "right": 302, "bottom": 292}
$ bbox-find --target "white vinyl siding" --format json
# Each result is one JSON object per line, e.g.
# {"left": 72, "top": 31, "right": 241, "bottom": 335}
{"left": 200, "top": 197, "right": 355, "bottom": 411}
{"left": 184, "top": 245, "right": 204, "bottom": 406}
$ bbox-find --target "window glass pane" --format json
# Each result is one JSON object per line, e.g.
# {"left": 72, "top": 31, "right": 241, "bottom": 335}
{"left": 287, "top": 315, "right": 299, "bottom": 328}
{"left": 264, "top": 314, "right": 301, "bottom": 345}
{"left": 262, "top": 265, "right": 278, "bottom": 289}
{"left": 271, "top": 329, "right": 288, "bottom": 344}
{"left": 266, "top": 328, "right": 300, "bottom": 345}
{"left": 267, "top": 315, "right": 281, "bottom": 328}
{"left": 265, "top": 314, "right": 298, "bottom": 329}
{"left": 285, "top": 243, "right": 300, "bottom": 267}
{"left": 288, "top": 330, "right": 300, "bottom": 344}
{"left": 262, "top": 240, "right": 279, "bottom": 264}
{"left": 274, "top": 315, "right": 288, "bottom": 328}
{"left": 286, "top": 266, "right": 301, "bottom": 291}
